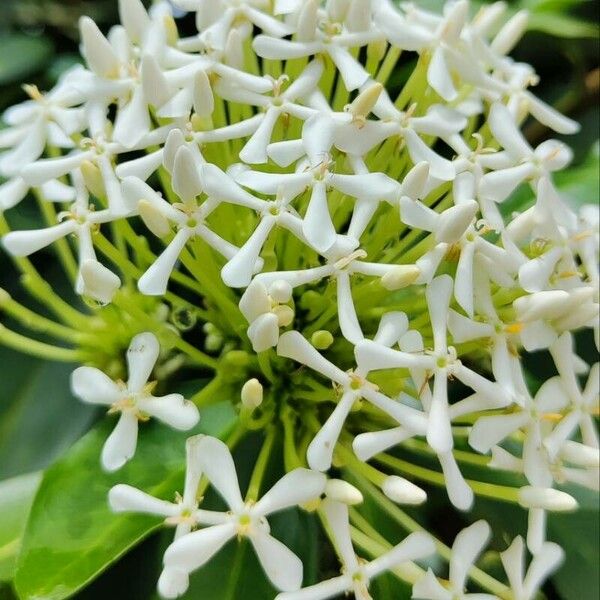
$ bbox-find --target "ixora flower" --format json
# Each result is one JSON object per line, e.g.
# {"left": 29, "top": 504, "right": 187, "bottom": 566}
{"left": 0, "top": 0, "right": 597, "bottom": 598}
{"left": 71, "top": 332, "right": 199, "bottom": 470}
{"left": 161, "top": 436, "right": 326, "bottom": 596}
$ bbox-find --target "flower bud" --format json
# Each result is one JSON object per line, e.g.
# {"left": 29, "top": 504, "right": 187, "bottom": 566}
{"left": 347, "top": 82, "right": 383, "bottom": 123}
{"left": 382, "top": 476, "right": 427, "bottom": 505}
{"left": 241, "top": 378, "right": 263, "bottom": 409}
{"left": 518, "top": 486, "right": 578, "bottom": 512}
{"left": 81, "top": 160, "right": 105, "bottom": 199}
{"left": 273, "top": 304, "right": 295, "bottom": 327}
{"left": 381, "top": 265, "right": 420, "bottom": 290}
{"left": 311, "top": 330, "right": 334, "bottom": 350}
{"left": 325, "top": 479, "right": 363, "bottom": 505}
{"left": 138, "top": 199, "right": 171, "bottom": 238}
{"left": 223, "top": 350, "right": 251, "bottom": 368}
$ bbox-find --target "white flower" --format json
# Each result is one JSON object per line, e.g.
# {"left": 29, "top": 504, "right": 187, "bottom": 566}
{"left": 277, "top": 500, "right": 435, "bottom": 600}
{"left": 163, "top": 435, "right": 326, "bottom": 595}
{"left": 500, "top": 537, "right": 564, "bottom": 600}
{"left": 413, "top": 520, "right": 493, "bottom": 600}
{"left": 71, "top": 332, "right": 199, "bottom": 471}
{"left": 277, "top": 326, "right": 427, "bottom": 472}
{"left": 108, "top": 435, "right": 223, "bottom": 596}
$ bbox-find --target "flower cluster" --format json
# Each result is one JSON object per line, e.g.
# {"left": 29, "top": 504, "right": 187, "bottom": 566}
{"left": 0, "top": 0, "right": 598, "bottom": 599}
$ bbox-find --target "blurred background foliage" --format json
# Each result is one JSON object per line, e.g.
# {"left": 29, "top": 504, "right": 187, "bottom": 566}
{"left": 0, "top": 1, "right": 598, "bottom": 599}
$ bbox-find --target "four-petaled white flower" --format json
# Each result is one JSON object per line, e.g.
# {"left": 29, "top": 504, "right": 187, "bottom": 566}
{"left": 71, "top": 332, "right": 199, "bottom": 471}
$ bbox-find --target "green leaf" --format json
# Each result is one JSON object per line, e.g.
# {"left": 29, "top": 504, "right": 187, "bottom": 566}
{"left": 0, "top": 349, "right": 96, "bottom": 479}
{"left": 0, "top": 35, "right": 53, "bottom": 86}
{"left": 14, "top": 401, "right": 237, "bottom": 600}
{"left": 0, "top": 472, "right": 41, "bottom": 581}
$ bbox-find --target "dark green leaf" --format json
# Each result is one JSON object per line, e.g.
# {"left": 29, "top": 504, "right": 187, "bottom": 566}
{"left": 14, "top": 401, "right": 237, "bottom": 600}
{"left": 0, "top": 349, "right": 96, "bottom": 479}
{"left": 0, "top": 472, "right": 41, "bottom": 581}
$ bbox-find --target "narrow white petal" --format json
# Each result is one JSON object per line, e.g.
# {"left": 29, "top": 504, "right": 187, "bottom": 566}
{"left": 0, "top": 177, "right": 28, "bottom": 210}
{"left": 327, "top": 45, "right": 369, "bottom": 91}
{"left": 108, "top": 484, "right": 178, "bottom": 517}
{"left": 413, "top": 568, "right": 452, "bottom": 600}
{"left": 439, "top": 452, "right": 473, "bottom": 511}
{"left": 71, "top": 366, "right": 121, "bottom": 405}
{"left": 2, "top": 221, "right": 77, "bottom": 257}
{"left": 137, "top": 393, "right": 199, "bottom": 430}
{"left": 253, "top": 36, "right": 320, "bottom": 60}
{"left": 336, "top": 272, "right": 363, "bottom": 344}
{"left": 427, "top": 275, "right": 452, "bottom": 353}
{"left": 79, "top": 16, "right": 120, "bottom": 77}
{"left": 427, "top": 47, "right": 457, "bottom": 101}
{"left": 126, "top": 331, "right": 160, "bottom": 393}
{"left": 197, "top": 435, "right": 244, "bottom": 512}
{"left": 435, "top": 201, "right": 477, "bottom": 244}
{"left": 354, "top": 340, "right": 431, "bottom": 372}
{"left": 303, "top": 181, "right": 337, "bottom": 252}
{"left": 202, "top": 163, "right": 267, "bottom": 210}
{"left": 157, "top": 567, "right": 190, "bottom": 600}
{"left": 254, "top": 468, "right": 326, "bottom": 516}
{"left": 322, "top": 500, "right": 359, "bottom": 572}
{"left": 488, "top": 103, "right": 531, "bottom": 159}
{"left": 113, "top": 85, "right": 151, "bottom": 148}
{"left": 172, "top": 146, "right": 203, "bottom": 203}
{"left": 302, "top": 113, "right": 335, "bottom": 166}
{"left": 366, "top": 531, "right": 435, "bottom": 578}
{"left": 163, "top": 522, "right": 236, "bottom": 571}
{"left": 469, "top": 413, "right": 529, "bottom": 454}
{"left": 449, "top": 520, "right": 490, "bottom": 590}
{"left": 427, "top": 371, "right": 453, "bottom": 454}
{"left": 353, "top": 428, "right": 413, "bottom": 462}
{"left": 239, "top": 109, "right": 281, "bottom": 164}
{"left": 522, "top": 543, "right": 564, "bottom": 599}
{"left": 307, "top": 391, "right": 356, "bottom": 471}
{"left": 274, "top": 576, "right": 350, "bottom": 600}
{"left": 248, "top": 312, "right": 280, "bottom": 353}
{"left": 277, "top": 331, "right": 348, "bottom": 385}
{"left": 101, "top": 412, "right": 139, "bottom": 472}
{"left": 250, "top": 530, "right": 303, "bottom": 592}
{"left": 138, "top": 229, "right": 191, "bottom": 295}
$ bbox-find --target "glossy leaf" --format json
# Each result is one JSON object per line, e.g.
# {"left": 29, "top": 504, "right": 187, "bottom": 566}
{"left": 0, "top": 472, "right": 41, "bottom": 581}
{"left": 14, "top": 401, "right": 237, "bottom": 600}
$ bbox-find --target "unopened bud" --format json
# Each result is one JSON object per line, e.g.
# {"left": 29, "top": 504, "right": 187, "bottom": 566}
{"left": 382, "top": 476, "right": 427, "bottom": 505}
{"left": 273, "top": 304, "right": 294, "bottom": 327}
{"left": 325, "top": 479, "right": 363, "bottom": 505}
{"left": 138, "top": 199, "right": 171, "bottom": 238}
{"left": 223, "top": 350, "right": 251, "bottom": 368}
{"left": 381, "top": 265, "right": 420, "bottom": 290}
{"left": 81, "top": 160, "right": 105, "bottom": 199}
{"left": 311, "top": 330, "right": 334, "bottom": 350}
{"left": 518, "top": 486, "right": 578, "bottom": 512}
{"left": 241, "top": 378, "right": 263, "bottom": 409}
{"left": 347, "top": 82, "right": 383, "bottom": 122}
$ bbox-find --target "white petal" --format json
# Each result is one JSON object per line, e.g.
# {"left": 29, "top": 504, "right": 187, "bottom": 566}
{"left": 108, "top": 483, "right": 178, "bottom": 517}
{"left": 250, "top": 530, "right": 303, "bottom": 592}
{"left": 307, "top": 391, "right": 356, "bottom": 471}
{"left": 374, "top": 312, "right": 409, "bottom": 346}
{"left": 413, "top": 568, "right": 452, "bottom": 600}
{"left": 113, "top": 85, "right": 151, "bottom": 148}
{"left": 488, "top": 103, "right": 531, "bottom": 159}
{"left": 449, "top": 520, "right": 490, "bottom": 590}
{"left": 302, "top": 113, "right": 335, "bottom": 166}
{"left": 404, "top": 128, "right": 455, "bottom": 181}
{"left": 330, "top": 172, "right": 399, "bottom": 200}
{"left": 399, "top": 197, "right": 438, "bottom": 232}
{"left": 274, "top": 576, "right": 350, "bottom": 600}
{"left": 427, "top": 371, "right": 453, "bottom": 454}
{"left": 524, "top": 92, "right": 579, "bottom": 135}
{"left": 239, "top": 280, "right": 270, "bottom": 322}
{"left": 80, "top": 259, "right": 121, "bottom": 304}
{"left": 164, "top": 522, "right": 236, "bottom": 571}
{"left": 71, "top": 366, "right": 121, "bottom": 405}
{"left": 439, "top": 452, "right": 473, "bottom": 511}
{"left": 469, "top": 413, "right": 529, "bottom": 453}
{"left": 322, "top": 500, "right": 359, "bottom": 571}
{"left": 2, "top": 221, "right": 77, "bottom": 257}
{"left": 277, "top": 331, "right": 349, "bottom": 385}
{"left": 248, "top": 312, "right": 280, "bottom": 353}
{"left": 426, "top": 275, "right": 452, "bottom": 353}
{"left": 202, "top": 163, "right": 266, "bottom": 210}
{"left": 79, "top": 16, "right": 120, "bottom": 77}
{"left": 239, "top": 109, "right": 280, "bottom": 164}
{"left": 197, "top": 435, "right": 244, "bottom": 511}
{"left": 448, "top": 310, "right": 493, "bottom": 343}
{"left": 366, "top": 531, "right": 435, "bottom": 578}
{"left": 0, "top": 177, "right": 29, "bottom": 210}
{"left": 102, "top": 412, "right": 139, "bottom": 472}
{"left": 137, "top": 393, "right": 199, "bottom": 430}
{"left": 126, "top": 331, "right": 160, "bottom": 392}
{"left": 138, "top": 229, "right": 191, "bottom": 295}
{"left": 253, "top": 36, "right": 320, "bottom": 60}
{"left": 254, "top": 469, "right": 326, "bottom": 516}
{"left": 141, "top": 54, "right": 172, "bottom": 108}
{"left": 353, "top": 428, "right": 413, "bottom": 462}
{"left": 172, "top": 146, "right": 203, "bottom": 203}
{"left": 157, "top": 567, "right": 190, "bottom": 599}
{"left": 221, "top": 216, "right": 276, "bottom": 288}
{"left": 327, "top": 45, "right": 369, "bottom": 91}
{"left": 354, "top": 340, "right": 431, "bottom": 372}
{"left": 435, "top": 201, "right": 477, "bottom": 244}
{"left": 454, "top": 242, "right": 475, "bottom": 317}
{"left": 523, "top": 543, "right": 564, "bottom": 599}
{"left": 336, "top": 272, "right": 363, "bottom": 344}
{"left": 427, "top": 47, "right": 457, "bottom": 101}
{"left": 267, "top": 140, "right": 306, "bottom": 168}
{"left": 116, "top": 150, "right": 163, "bottom": 181}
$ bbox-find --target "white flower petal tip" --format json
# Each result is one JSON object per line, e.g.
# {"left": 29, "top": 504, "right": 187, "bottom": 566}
{"left": 80, "top": 259, "right": 121, "bottom": 305}
{"left": 382, "top": 476, "right": 427, "bottom": 505}
{"left": 157, "top": 567, "right": 190, "bottom": 599}
{"left": 325, "top": 479, "right": 363, "bottom": 505}
{"left": 518, "top": 487, "right": 578, "bottom": 512}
